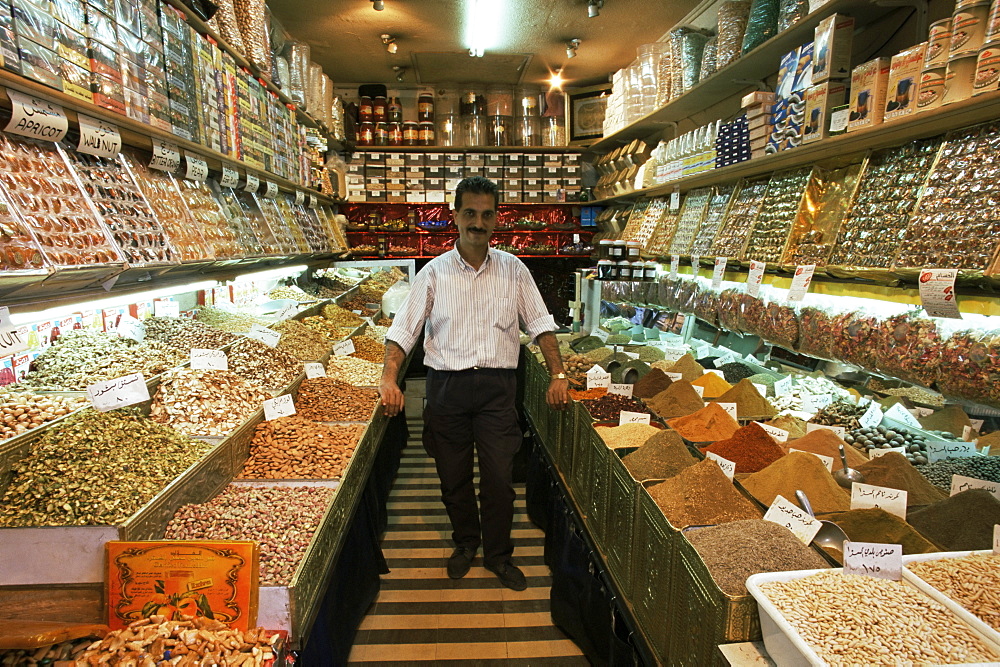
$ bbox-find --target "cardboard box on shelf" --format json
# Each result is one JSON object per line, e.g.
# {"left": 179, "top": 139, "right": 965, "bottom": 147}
{"left": 741, "top": 90, "right": 777, "bottom": 108}
{"left": 812, "top": 14, "right": 855, "bottom": 83}
{"left": 847, "top": 57, "right": 891, "bottom": 131}
{"left": 884, "top": 43, "right": 927, "bottom": 122}
{"left": 803, "top": 81, "right": 846, "bottom": 143}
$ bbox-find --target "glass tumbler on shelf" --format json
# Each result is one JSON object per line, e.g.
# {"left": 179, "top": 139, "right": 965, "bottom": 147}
{"left": 463, "top": 115, "right": 486, "bottom": 146}
{"left": 637, "top": 43, "right": 666, "bottom": 116}
{"left": 437, "top": 114, "right": 462, "bottom": 147}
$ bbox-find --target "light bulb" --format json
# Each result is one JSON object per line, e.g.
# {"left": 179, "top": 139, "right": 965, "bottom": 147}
{"left": 372, "top": 0, "right": 384, "bottom": 10}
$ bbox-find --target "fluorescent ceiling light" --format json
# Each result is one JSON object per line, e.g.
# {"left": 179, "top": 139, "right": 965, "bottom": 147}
{"left": 464, "top": 0, "right": 506, "bottom": 58}
{"left": 231, "top": 264, "right": 309, "bottom": 284}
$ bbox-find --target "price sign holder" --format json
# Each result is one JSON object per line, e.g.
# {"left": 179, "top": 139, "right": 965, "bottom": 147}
{"left": 619, "top": 411, "right": 651, "bottom": 425}
{"left": 669, "top": 255, "right": 679, "bottom": 277}
{"left": 919, "top": 268, "right": 961, "bottom": 319}
{"left": 706, "top": 451, "right": 736, "bottom": 480}
{"left": 587, "top": 366, "right": 611, "bottom": 389}
{"left": 608, "top": 383, "right": 633, "bottom": 398}
{"left": 5, "top": 91, "right": 68, "bottom": 142}
{"left": 87, "top": 373, "right": 150, "bottom": 412}
{"left": 869, "top": 446, "right": 907, "bottom": 459}
{"left": 755, "top": 422, "right": 789, "bottom": 442}
{"left": 950, "top": 474, "right": 1000, "bottom": 500}
{"left": 787, "top": 264, "right": 816, "bottom": 302}
{"left": 264, "top": 394, "right": 295, "bottom": 421}
{"left": 716, "top": 402, "right": 738, "bottom": 419}
{"left": 851, "top": 483, "right": 907, "bottom": 519}
{"left": 244, "top": 173, "right": 260, "bottom": 193}
{"left": 294, "top": 190, "right": 305, "bottom": 205}
{"left": 245, "top": 324, "right": 280, "bottom": 347}
{"left": 843, "top": 541, "right": 903, "bottom": 580}
{"left": 190, "top": 348, "right": 228, "bottom": 370}
{"left": 77, "top": 114, "right": 121, "bottom": 158}
{"left": 116, "top": 314, "right": 145, "bottom": 342}
{"left": 184, "top": 154, "right": 209, "bottom": 181}
{"left": 153, "top": 300, "right": 179, "bottom": 318}
{"left": 789, "top": 448, "right": 834, "bottom": 470}
{"left": 746, "top": 260, "right": 766, "bottom": 297}
{"left": 333, "top": 339, "right": 356, "bottom": 356}
{"left": 763, "top": 494, "right": 822, "bottom": 545}
{"left": 149, "top": 140, "right": 181, "bottom": 172}
{"left": 304, "top": 362, "right": 326, "bottom": 378}
{"left": 220, "top": 165, "right": 239, "bottom": 188}
{"left": 711, "top": 257, "right": 727, "bottom": 289}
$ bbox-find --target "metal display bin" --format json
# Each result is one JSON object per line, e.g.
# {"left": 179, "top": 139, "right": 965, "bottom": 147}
{"left": 604, "top": 449, "right": 640, "bottom": 596}
{"left": 629, "top": 481, "right": 679, "bottom": 665}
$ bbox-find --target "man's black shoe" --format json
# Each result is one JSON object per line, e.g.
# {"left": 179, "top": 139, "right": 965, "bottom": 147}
{"left": 485, "top": 560, "right": 527, "bottom": 591}
{"left": 447, "top": 546, "right": 476, "bottom": 579}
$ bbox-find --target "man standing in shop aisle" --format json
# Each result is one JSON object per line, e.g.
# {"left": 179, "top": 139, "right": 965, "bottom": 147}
{"left": 379, "top": 176, "right": 570, "bottom": 592}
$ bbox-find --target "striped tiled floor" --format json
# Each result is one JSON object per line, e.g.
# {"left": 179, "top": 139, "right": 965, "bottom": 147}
{"left": 348, "top": 421, "right": 588, "bottom": 665}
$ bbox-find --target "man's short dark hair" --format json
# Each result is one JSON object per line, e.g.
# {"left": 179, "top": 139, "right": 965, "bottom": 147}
{"left": 454, "top": 176, "right": 499, "bottom": 211}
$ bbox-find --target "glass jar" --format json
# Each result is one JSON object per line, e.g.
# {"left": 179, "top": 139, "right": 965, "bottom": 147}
{"left": 374, "top": 122, "right": 389, "bottom": 146}
{"left": 644, "top": 261, "right": 658, "bottom": 281}
{"left": 437, "top": 114, "right": 461, "bottom": 147}
{"left": 463, "top": 115, "right": 485, "bottom": 146}
{"left": 617, "top": 260, "right": 633, "bottom": 280}
{"left": 610, "top": 240, "right": 627, "bottom": 259}
{"left": 373, "top": 95, "right": 387, "bottom": 123}
{"left": 488, "top": 115, "right": 511, "bottom": 147}
{"left": 403, "top": 121, "right": 419, "bottom": 146}
{"left": 388, "top": 122, "right": 403, "bottom": 146}
{"left": 388, "top": 96, "right": 403, "bottom": 122}
{"left": 632, "top": 261, "right": 647, "bottom": 281}
{"left": 460, "top": 89, "right": 485, "bottom": 115}
{"left": 418, "top": 92, "right": 435, "bottom": 121}
{"left": 359, "top": 96, "right": 374, "bottom": 123}
{"left": 515, "top": 116, "right": 541, "bottom": 146}
{"left": 516, "top": 86, "right": 541, "bottom": 117}
{"left": 626, "top": 241, "right": 642, "bottom": 259}
{"left": 358, "top": 121, "right": 374, "bottom": 146}
{"left": 486, "top": 86, "right": 514, "bottom": 116}
{"left": 542, "top": 116, "right": 566, "bottom": 146}
{"left": 597, "top": 259, "right": 616, "bottom": 280}
{"left": 418, "top": 121, "right": 436, "bottom": 146}
{"left": 598, "top": 239, "right": 613, "bottom": 260}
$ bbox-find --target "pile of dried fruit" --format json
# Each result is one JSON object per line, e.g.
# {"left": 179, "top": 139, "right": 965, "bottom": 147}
{"left": 150, "top": 369, "right": 271, "bottom": 436}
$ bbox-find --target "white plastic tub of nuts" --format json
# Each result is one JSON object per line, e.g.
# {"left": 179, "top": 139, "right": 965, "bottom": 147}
{"left": 746, "top": 568, "right": 1000, "bottom": 666}
{"left": 902, "top": 550, "right": 1000, "bottom": 647}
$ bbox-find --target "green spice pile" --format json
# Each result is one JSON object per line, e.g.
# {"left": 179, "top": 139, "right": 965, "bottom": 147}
{"left": 0, "top": 409, "right": 213, "bottom": 527}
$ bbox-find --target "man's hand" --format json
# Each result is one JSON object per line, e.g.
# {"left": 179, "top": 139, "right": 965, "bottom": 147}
{"left": 546, "top": 377, "right": 570, "bottom": 411}
{"left": 380, "top": 380, "right": 405, "bottom": 417}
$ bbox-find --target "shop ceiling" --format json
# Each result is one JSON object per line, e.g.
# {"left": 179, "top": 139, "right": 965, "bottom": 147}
{"left": 268, "top": 0, "right": 693, "bottom": 90}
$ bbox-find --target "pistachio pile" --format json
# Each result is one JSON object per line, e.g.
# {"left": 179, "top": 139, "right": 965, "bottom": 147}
{"left": 143, "top": 316, "right": 239, "bottom": 350}
{"left": 164, "top": 484, "right": 334, "bottom": 585}
{"left": 325, "top": 355, "right": 383, "bottom": 386}
{"left": 194, "top": 306, "right": 270, "bottom": 333}
{"left": 0, "top": 391, "right": 88, "bottom": 440}
{"left": 350, "top": 335, "right": 385, "bottom": 363}
{"left": 273, "top": 320, "right": 331, "bottom": 361}
{"left": 0, "top": 409, "right": 213, "bottom": 527}
{"left": 150, "top": 369, "right": 271, "bottom": 436}
{"left": 321, "top": 304, "right": 363, "bottom": 326}
{"left": 228, "top": 338, "right": 303, "bottom": 389}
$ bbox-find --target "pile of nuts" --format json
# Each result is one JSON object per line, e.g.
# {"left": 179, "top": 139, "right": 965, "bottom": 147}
{"left": 0, "top": 409, "right": 213, "bottom": 527}
{"left": 367, "top": 324, "right": 390, "bottom": 344}
{"left": 164, "top": 484, "right": 334, "bottom": 585}
{"left": 75, "top": 616, "right": 278, "bottom": 664}
{"left": 321, "top": 304, "right": 364, "bottom": 326}
{"left": 150, "top": 369, "right": 271, "bottom": 436}
{"left": 143, "top": 316, "right": 239, "bottom": 350}
{"left": 238, "top": 416, "right": 364, "bottom": 479}
{"left": 269, "top": 284, "right": 313, "bottom": 301}
{"left": 325, "top": 356, "right": 383, "bottom": 386}
{"left": 228, "top": 338, "right": 303, "bottom": 389}
{"left": 194, "top": 307, "right": 270, "bottom": 334}
{"left": 906, "top": 553, "right": 1000, "bottom": 631}
{"left": 296, "top": 378, "right": 379, "bottom": 421}
{"left": 0, "top": 637, "right": 95, "bottom": 664}
{"left": 302, "top": 315, "right": 355, "bottom": 342}
{"left": 272, "top": 319, "right": 331, "bottom": 361}
{"left": 350, "top": 335, "right": 385, "bottom": 363}
{"left": 0, "top": 391, "right": 87, "bottom": 440}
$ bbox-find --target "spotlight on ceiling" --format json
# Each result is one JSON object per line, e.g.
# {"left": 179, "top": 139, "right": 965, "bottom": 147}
{"left": 392, "top": 65, "right": 406, "bottom": 82}
{"left": 566, "top": 38, "right": 580, "bottom": 59}
{"left": 469, "top": 47, "right": 484, "bottom": 57}
{"left": 588, "top": 0, "right": 603, "bottom": 17}
{"left": 381, "top": 34, "right": 397, "bottom": 54}
{"left": 371, "top": 0, "right": 384, "bottom": 10}
{"left": 549, "top": 68, "right": 565, "bottom": 90}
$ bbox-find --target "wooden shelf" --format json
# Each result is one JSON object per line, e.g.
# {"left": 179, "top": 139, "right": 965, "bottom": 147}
{"left": 589, "top": 0, "right": 906, "bottom": 153}
{"left": 588, "top": 91, "right": 1000, "bottom": 204}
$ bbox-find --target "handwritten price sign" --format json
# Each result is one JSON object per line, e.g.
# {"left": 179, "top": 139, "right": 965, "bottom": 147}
{"left": 763, "top": 494, "right": 822, "bottom": 545}
{"left": 5, "top": 91, "right": 68, "bottom": 142}
{"left": 87, "top": 373, "right": 150, "bottom": 412}
{"left": 843, "top": 541, "right": 902, "bottom": 580}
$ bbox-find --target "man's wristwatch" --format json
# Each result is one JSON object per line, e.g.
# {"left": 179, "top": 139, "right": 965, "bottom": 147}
{"left": 551, "top": 373, "right": 568, "bottom": 380}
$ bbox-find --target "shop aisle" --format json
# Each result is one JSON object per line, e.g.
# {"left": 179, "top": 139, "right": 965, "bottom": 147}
{"left": 347, "top": 418, "right": 588, "bottom": 665}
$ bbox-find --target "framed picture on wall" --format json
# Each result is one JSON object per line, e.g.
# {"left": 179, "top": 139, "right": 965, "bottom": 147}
{"left": 568, "top": 84, "right": 611, "bottom": 144}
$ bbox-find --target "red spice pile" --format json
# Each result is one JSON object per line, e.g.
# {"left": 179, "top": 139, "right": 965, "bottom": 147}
{"left": 701, "top": 422, "right": 786, "bottom": 474}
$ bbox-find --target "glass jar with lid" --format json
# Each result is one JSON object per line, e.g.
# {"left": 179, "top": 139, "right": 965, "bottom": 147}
{"left": 610, "top": 240, "right": 627, "bottom": 259}
{"left": 373, "top": 96, "right": 388, "bottom": 123}
{"left": 437, "top": 114, "right": 461, "bottom": 147}
{"left": 460, "top": 88, "right": 485, "bottom": 115}
{"left": 374, "top": 122, "right": 389, "bottom": 146}
{"left": 463, "top": 116, "right": 485, "bottom": 146}
{"left": 359, "top": 96, "right": 374, "bottom": 123}
{"left": 632, "top": 260, "right": 647, "bottom": 281}
{"left": 403, "top": 121, "right": 419, "bottom": 146}
{"left": 617, "top": 260, "right": 633, "bottom": 280}
{"left": 515, "top": 116, "right": 541, "bottom": 146}
{"left": 644, "top": 261, "right": 658, "bottom": 281}
{"left": 542, "top": 117, "right": 566, "bottom": 146}
{"left": 387, "top": 95, "right": 403, "bottom": 123}
{"left": 488, "top": 116, "right": 511, "bottom": 147}
{"left": 418, "top": 121, "right": 436, "bottom": 146}
{"left": 597, "top": 260, "right": 616, "bottom": 280}
{"left": 358, "top": 121, "right": 374, "bottom": 146}
{"left": 598, "top": 239, "right": 613, "bottom": 260}
{"left": 626, "top": 241, "right": 642, "bottom": 259}
{"left": 388, "top": 122, "right": 403, "bottom": 146}
{"left": 417, "top": 90, "right": 435, "bottom": 121}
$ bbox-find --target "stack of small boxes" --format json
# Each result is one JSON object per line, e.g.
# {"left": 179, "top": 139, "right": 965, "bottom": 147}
{"left": 160, "top": 4, "right": 197, "bottom": 141}
{"left": 804, "top": 14, "right": 852, "bottom": 142}
{"left": 766, "top": 42, "right": 814, "bottom": 154}
{"left": 715, "top": 115, "right": 750, "bottom": 167}
{"left": 13, "top": 0, "right": 61, "bottom": 91}
{"left": 346, "top": 152, "right": 584, "bottom": 205}
{"left": 744, "top": 91, "right": 775, "bottom": 159}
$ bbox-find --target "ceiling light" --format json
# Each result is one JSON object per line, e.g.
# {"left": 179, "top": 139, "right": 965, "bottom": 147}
{"left": 464, "top": 0, "right": 506, "bottom": 58}
{"left": 566, "top": 38, "right": 580, "bottom": 59}
{"left": 371, "top": 0, "right": 384, "bottom": 10}
{"left": 393, "top": 65, "right": 406, "bottom": 82}
{"left": 588, "top": 0, "right": 603, "bottom": 17}
{"left": 549, "top": 69, "right": 565, "bottom": 90}
{"left": 381, "top": 34, "right": 397, "bottom": 54}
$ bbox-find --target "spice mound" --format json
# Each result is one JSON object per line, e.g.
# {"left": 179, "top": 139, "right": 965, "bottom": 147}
{"left": 647, "top": 459, "right": 761, "bottom": 528}
{"left": 758, "top": 570, "right": 1000, "bottom": 666}
{"left": 917, "top": 404, "right": 974, "bottom": 438}
{"left": 855, "top": 451, "right": 947, "bottom": 506}
{"left": 150, "top": 369, "right": 271, "bottom": 436}
{"left": 825, "top": 508, "right": 938, "bottom": 556}
{"left": 595, "top": 422, "right": 662, "bottom": 449}
{"left": 691, "top": 372, "right": 733, "bottom": 399}
{"left": 0, "top": 409, "right": 213, "bottom": 527}
{"left": 296, "top": 378, "right": 379, "bottom": 421}
{"left": 660, "top": 353, "right": 706, "bottom": 382}
{"left": 666, "top": 402, "right": 740, "bottom": 442}
{"left": 581, "top": 393, "right": 652, "bottom": 422}
{"left": 633, "top": 368, "right": 672, "bottom": 399}
{"left": 907, "top": 553, "right": 1000, "bottom": 631}
{"left": 715, "top": 379, "right": 776, "bottom": 419}
{"left": 165, "top": 485, "right": 334, "bottom": 585}
{"left": 783, "top": 428, "right": 867, "bottom": 471}
{"left": 621, "top": 429, "right": 697, "bottom": 481}
{"left": 228, "top": 338, "right": 304, "bottom": 389}
{"left": 76, "top": 617, "right": 278, "bottom": 663}
{"left": 687, "top": 520, "right": 828, "bottom": 595}
{"left": 764, "top": 414, "right": 807, "bottom": 439}
{"left": 646, "top": 380, "right": 705, "bottom": 419}
{"left": 0, "top": 391, "right": 87, "bottom": 440}
{"left": 239, "top": 416, "right": 364, "bottom": 479}
{"left": 273, "top": 319, "right": 332, "bottom": 361}
{"left": 742, "top": 451, "right": 851, "bottom": 514}
{"left": 908, "top": 488, "right": 1000, "bottom": 550}
{"left": 703, "top": 422, "right": 786, "bottom": 474}
{"left": 916, "top": 456, "right": 1000, "bottom": 490}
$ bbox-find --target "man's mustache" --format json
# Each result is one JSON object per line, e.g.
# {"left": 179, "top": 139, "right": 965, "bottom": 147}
{"left": 468, "top": 227, "right": 488, "bottom": 233}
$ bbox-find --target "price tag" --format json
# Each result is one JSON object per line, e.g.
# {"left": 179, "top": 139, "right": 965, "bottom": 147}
{"left": 623, "top": 351, "right": 640, "bottom": 360}
{"left": 918, "top": 268, "right": 961, "bottom": 319}
{"left": 0, "top": 306, "right": 9, "bottom": 327}
{"left": 716, "top": 402, "right": 738, "bottom": 419}
{"left": 77, "top": 114, "right": 121, "bottom": 158}
{"left": 669, "top": 188, "right": 680, "bottom": 211}
{"left": 806, "top": 423, "right": 846, "bottom": 438}
{"left": 746, "top": 260, "right": 766, "bottom": 298}
{"left": 264, "top": 180, "right": 279, "bottom": 198}
{"left": 264, "top": 394, "right": 296, "bottom": 421}
{"left": 362, "top": 316, "right": 375, "bottom": 326}
{"left": 763, "top": 494, "right": 822, "bottom": 545}
{"left": 691, "top": 255, "right": 700, "bottom": 272}
{"left": 154, "top": 300, "right": 180, "bottom": 318}
{"left": 294, "top": 190, "right": 305, "bottom": 205}
{"left": 190, "top": 348, "right": 228, "bottom": 370}
{"left": 790, "top": 448, "right": 834, "bottom": 471}
{"left": 912, "top": 406, "right": 935, "bottom": 418}
{"left": 608, "top": 383, "right": 633, "bottom": 398}
{"left": 843, "top": 541, "right": 903, "bottom": 580}
{"left": 619, "top": 411, "right": 651, "bottom": 425}
{"left": 695, "top": 344, "right": 712, "bottom": 358}
{"left": 859, "top": 402, "right": 884, "bottom": 430}
{"left": 244, "top": 173, "right": 260, "bottom": 193}
{"left": 926, "top": 440, "right": 977, "bottom": 463}
{"left": 756, "top": 422, "right": 789, "bottom": 442}
{"left": 970, "top": 418, "right": 985, "bottom": 431}
{"left": 660, "top": 346, "right": 688, "bottom": 363}
{"left": 707, "top": 369, "right": 726, "bottom": 379}
{"left": 851, "top": 483, "right": 908, "bottom": 519}
{"left": 692, "top": 384, "right": 705, "bottom": 397}
{"left": 884, "top": 402, "right": 921, "bottom": 428}
{"left": 593, "top": 328, "right": 610, "bottom": 343}
{"left": 334, "top": 338, "right": 356, "bottom": 356}
{"left": 774, "top": 375, "right": 794, "bottom": 396}
{"left": 950, "top": 474, "right": 1000, "bottom": 500}
{"left": 752, "top": 383, "right": 768, "bottom": 399}
{"left": 669, "top": 255, "right": 679, "bottom": 277}
{"left": 87, "top": 372, "right": 150, "bottom": 412}
{"left": 869, "top": 446, "right": 908, "bottom": 459}
{"left": 184, "top": 155, "right": 209, "bottom": 181}
{"left": 858, "top": 396, "right": 872, "bottom": 407}
{"left": 220, "top": 165, "right": 240, "bottom": 188}
{"left": 586, "top": 366, "right": 612, "bottom": 389}
{"left": 963, "top": 425, "right": 976, "bottom": 441}
{"left": 745, "top": 353, "right": 759, "bottom": 364}
{"left": 308, "top": 194, "right": 318, "bottom": 209}
{"left": 787, "top": 264, "right": 816, "bottom": 302}
{"left": 706, "top": 451, "right": 736, "bottom": 480}
{"left": 245, "top": 324, "right": 281, "bottom": 347}
{"left": 666, "top": 372, "right": 683, "bottom": 382}
{"left": 711, "top": 257, "right": 727, "bottom": 289}
{"left": 116, "top": 314, "right": 145, "bottom": 342}
{"left": 994, "top": 525, "right": 999, "bottom": 554}
{"left": 0, "top": 324, "right": 30, "bottom": 356}
{"left": 801, "top": 393, "right": 834, "bottom": 413}
{"left": 5, "top": 90, "right": 68, "bottom": 142}
{"left": 149, "top": 140, "right": 181, "bottom": 172}
{"left": 304, "top": 362, "right": 326, "bottom": 378}
{"left": 713, "top": 353, "right": 737, "bottom": 367}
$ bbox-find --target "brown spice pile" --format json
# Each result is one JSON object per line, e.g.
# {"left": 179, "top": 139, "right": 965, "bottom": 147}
{"left": 665, "top": 353, "right": 707, "bottom": 382}
{"left": 582, "top": 394, "right": 653, "bottom": 422}
{"left": 715, "top": 379, "right": 777, "bottom": 419}
{"left": 596, "top": 423, "right": 662, "bottom": 449}
{"left": 647, "top": 459, "right": 761, "bottom": 528}
{"left": 825, "top": 508, "right": 939, "bottom": 555}
{"left": 855, "top": 452, "right": 948, "bottom": 507}
{"left": 742, "top": 451, "right": 851, "bottom": 514}
{"left": 691, "top": 372, "right": 733, "bottom": 399}
{"left": 702, "top": 422, "right": 786, "bottom": 473}
{"left": 666, "top": 403, "right": 740, "bottom": 442}
{"left": 633, "top": 368, "right": 673, "bottom": 398}
{"left": 909, "top": 489, "right": 1000, "bottom": 550}
{"left": 784, "top": 429, "right": 868, "bottom": 471}
{"left": 621, "top": 429, "right": 697, "bottom": 481}
{"left": 646, "top": 380, "right": 705, "bottom": 419}
{"left": 765, "top": 414, "right": 808, "bottom": 439}
{"left": 296, "top": 378, "right": 379, "bottom": 422}
{"left": 687, "top": 520, "right": 829, "bottom": 595}
{"left": 918, "top": 404, "right": 973, "bottom": 438}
